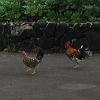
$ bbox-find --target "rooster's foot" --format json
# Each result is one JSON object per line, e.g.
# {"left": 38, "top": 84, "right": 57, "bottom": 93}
{"left": 73, "top": 64, "right": 79, "bottom": 69}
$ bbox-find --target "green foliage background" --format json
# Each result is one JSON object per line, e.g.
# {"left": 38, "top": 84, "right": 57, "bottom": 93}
{"left": 0, "top": 0, "right": 100, "bottom": 22}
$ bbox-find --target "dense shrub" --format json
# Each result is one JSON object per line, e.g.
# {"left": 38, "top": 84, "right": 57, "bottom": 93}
{"left": 0, "top": 0, "right": 25, "bottom": 21}
{"left": 0, "top": 0, "right": 100, "bottom": 22}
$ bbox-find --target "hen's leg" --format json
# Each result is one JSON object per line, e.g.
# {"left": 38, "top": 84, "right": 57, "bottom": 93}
{"left": 31, "top": 69, "right": 36, "bottom": 75}
{"left": 24, "top": 66, "right": 32, "bottom": 72}
{"left": 31, "top": 66, "right": 38, "bottom": 75}
{"left": 26, "top": 68, "right": 32, "bottom": 72}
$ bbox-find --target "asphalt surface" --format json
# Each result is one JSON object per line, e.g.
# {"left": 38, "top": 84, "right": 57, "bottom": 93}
{"left": 0, "top": 52, "right": 100, "bottom": 100}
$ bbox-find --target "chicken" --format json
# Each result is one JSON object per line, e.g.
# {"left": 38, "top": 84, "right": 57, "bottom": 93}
{"left": 65, "top": 41, "right": 81, "bottom": 68}
{"left": 20, "top": 47, "right": 44, "bottom": 75}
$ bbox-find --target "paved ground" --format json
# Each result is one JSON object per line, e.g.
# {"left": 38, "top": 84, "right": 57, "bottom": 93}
{"left": 0, "top": 52, "right": 100, "bottom": 100}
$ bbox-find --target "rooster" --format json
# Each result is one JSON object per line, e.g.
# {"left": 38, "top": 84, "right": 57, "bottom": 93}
{"left": 19, "top": 47, "right": 44, "bottom": 75}
{"left": 65, "top": 40, "right": 81, "bottom": 68}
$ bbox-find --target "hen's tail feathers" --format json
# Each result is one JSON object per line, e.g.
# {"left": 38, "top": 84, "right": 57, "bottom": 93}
{"left": 36, "top": 47, "right": 44, "bottom": 61}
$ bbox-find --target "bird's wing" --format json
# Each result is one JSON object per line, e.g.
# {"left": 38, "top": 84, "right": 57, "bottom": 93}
{"left": 23, "top": 57, "right": 40, "bottom": 68}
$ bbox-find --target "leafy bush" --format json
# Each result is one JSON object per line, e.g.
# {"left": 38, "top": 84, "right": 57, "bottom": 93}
{"left": 0, "top": 0, "right": 100, "bottom": 22}
{"left": 0, "top": 0, "right": 23, "bottom": 21}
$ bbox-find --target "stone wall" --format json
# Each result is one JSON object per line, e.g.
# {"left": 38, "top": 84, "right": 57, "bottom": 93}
{"left": 0, "top": 22, "right": 100, "bottom": 52}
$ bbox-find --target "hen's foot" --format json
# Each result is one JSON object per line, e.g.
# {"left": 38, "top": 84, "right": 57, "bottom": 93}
{"left": 26, "top": 68, "right": 32, "bottom": 72}
{"left": 31, "top": 71, "right": 36, "bottom": 75}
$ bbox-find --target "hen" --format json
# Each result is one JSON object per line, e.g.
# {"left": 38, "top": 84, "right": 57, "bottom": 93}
{"left": 20, "top": 47, "right": 44, "bottom": 75}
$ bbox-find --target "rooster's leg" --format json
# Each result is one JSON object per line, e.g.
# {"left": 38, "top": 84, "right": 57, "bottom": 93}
{"left": 73, "top": 64, "right": 79, "bottom": 69}
{"left": 71, "top": 56, "right": 80, "bottom": 69}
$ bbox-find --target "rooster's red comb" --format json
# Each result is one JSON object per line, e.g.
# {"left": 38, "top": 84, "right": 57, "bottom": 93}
{"left": 65, "top": 41, "right": 72, "bottom": 49}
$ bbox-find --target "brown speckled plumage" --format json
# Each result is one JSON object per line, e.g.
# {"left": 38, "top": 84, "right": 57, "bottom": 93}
{"left": 20, "top": 49, "right": 44, "bottom": 75}
{"left": 23, "top": 56, "right": 40, "bottom": 68}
